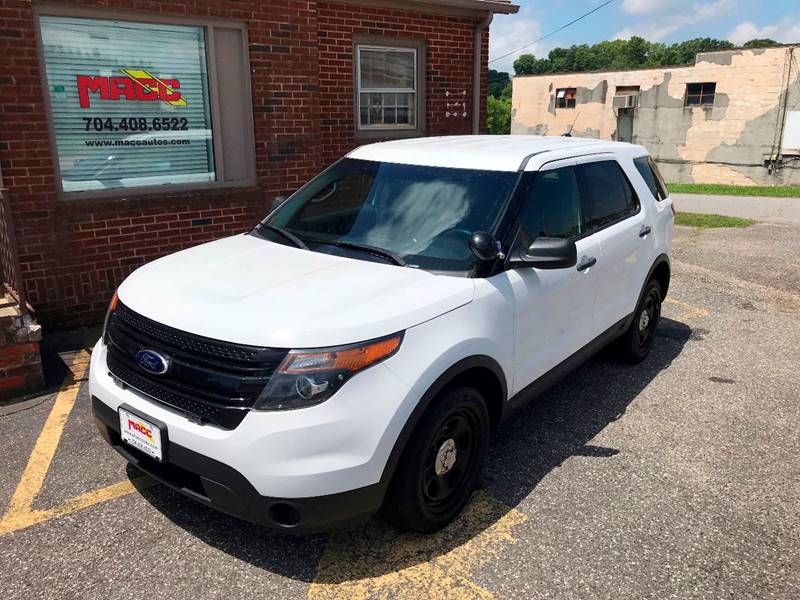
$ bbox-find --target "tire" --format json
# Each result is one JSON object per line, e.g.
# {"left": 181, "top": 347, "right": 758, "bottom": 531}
{"left": 617, "top": 279, "right": 662, "bottom": 364}
{"left": 382, "top": 386, "right": 490, "bottom": 533}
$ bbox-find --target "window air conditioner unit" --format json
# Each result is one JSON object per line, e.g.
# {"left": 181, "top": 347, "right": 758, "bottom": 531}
{"left": 612, "top": 94, "right": 638, "bottom": 109}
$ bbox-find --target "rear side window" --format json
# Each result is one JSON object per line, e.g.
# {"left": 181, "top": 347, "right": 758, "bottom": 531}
{"left": 514, "top": 166, "right": 582, "bottom": 250}
{"left": 634, "top": 156, "right": 668, "bottom": 201}
{"left": 575, "top": 160, "right": 639, "bottom": 234}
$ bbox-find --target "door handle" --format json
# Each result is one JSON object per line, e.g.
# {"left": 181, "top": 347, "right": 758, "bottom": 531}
{"left": 577, "top": 256, "right": 597, "bottom": 272}
{"left": 639, "top": 225, "right": 652, "bottom": 238}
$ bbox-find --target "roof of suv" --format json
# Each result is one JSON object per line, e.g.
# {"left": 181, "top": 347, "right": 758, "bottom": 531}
{"left": 348, "top": 135, "right": 644, "bottom": 173}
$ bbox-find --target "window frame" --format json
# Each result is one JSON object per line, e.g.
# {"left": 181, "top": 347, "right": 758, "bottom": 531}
{"left": 353, "top": 35, "right": 427, "bottom": 140}
{"left": 510, "top": 164, "right": 583, "bottom": 253}
{"left": 572, "top": 157, "right": 641, "bottom": 238}
{"left": 555, "top": 88, "right": 577, "bottom": 110}
{"left": 498, "top": 155, "right": 642, "bottom": 277}
{"left": 684, "top": 82, "right": 716, "bottom": 107}
{"left": 34, "top": 5, "right": 257, "bottom": 201}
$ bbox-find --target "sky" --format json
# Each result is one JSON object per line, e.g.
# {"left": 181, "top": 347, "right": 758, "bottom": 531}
{"left": 488, "top": 0, "right": 800, "bottom": 73}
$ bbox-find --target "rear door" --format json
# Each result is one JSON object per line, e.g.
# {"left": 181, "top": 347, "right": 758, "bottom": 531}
{"left": 498, "top": 159, "right": 603, "bottom": 394}
{"left": 573, "top": 155, "right": 647, "bottom": 335}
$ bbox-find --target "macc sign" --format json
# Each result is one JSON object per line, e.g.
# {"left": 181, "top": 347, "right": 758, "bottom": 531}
{"left": 76, "top": 69, "right": 187, "bottom": 109}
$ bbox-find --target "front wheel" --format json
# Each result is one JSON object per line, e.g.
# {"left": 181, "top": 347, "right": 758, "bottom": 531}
{"left": 382, "top": 386, "right": 490, "bottom": 533}
{"left": 617, "top": 279, "right": 662, "bottom": 364}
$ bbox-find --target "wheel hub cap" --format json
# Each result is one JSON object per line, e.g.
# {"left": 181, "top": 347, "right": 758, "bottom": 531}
{"left": 435, "top": 439, "right": 457, "bottom": 476}
{"left": 639, "top": 310, "right": 650, "bottom": 332}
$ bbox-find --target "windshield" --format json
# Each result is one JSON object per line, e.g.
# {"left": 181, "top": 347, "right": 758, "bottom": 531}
{"left": 260, "top": 158, "right": 518, "bottom": 271}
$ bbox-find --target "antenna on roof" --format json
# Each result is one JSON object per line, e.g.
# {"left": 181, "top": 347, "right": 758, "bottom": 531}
{"left": 563, "top": 112, "right": 580, "bottom": 137}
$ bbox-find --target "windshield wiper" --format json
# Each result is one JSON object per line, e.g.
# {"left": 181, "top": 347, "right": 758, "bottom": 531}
{"left": 318, "top": 239, "right": 407, "bottom": 267}
{"left": 256, "top": 223, "right": 308, "bottom": 250}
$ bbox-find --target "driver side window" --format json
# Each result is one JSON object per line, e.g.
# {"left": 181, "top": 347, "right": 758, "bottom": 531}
{"left": 514, "top": 166, "right": 582, "bottom": 250}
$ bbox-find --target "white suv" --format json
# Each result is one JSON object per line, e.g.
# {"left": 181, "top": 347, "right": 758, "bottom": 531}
{"left": 90, "top": 135, "right": 674, "bottom": 534}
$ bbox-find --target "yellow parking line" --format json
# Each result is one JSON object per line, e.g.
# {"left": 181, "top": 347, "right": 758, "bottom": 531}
{"left": 0, "top": 351, "right": 155, "bottom": 536}
{"left": 308, "top": 491, "right": 527, "bottom": 600}
{"left": 2, "top": 374, "right": 82, "bottom": 521}
{"left": 664, "top": 297, "right": 709, "bottom": 321}
{"left": 0, "top": 477, "right": 154, "bottom": 535}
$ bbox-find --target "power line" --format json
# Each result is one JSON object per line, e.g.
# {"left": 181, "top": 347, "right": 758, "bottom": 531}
{"left": 489, "top": 0, "right": 618, "bottom": 65}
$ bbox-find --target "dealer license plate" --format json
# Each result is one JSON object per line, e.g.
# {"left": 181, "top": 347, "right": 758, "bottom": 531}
{"left": 119, "top": 407, "right": 163, "bottom": 461}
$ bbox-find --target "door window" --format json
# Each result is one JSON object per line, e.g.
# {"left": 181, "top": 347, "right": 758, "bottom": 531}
{"left": 514, "top": 166, "right": 582, "bottom": 250}
{"left": 575, "top": 160, "right": 639, "bottom": 234}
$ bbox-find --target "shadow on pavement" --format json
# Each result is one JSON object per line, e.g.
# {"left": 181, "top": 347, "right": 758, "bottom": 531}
{"left": 134, "top": 317, "right": 692, "bottom": 583}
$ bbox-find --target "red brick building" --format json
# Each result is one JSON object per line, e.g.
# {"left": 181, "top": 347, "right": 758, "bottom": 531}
{"left": 0, "top": 0, "right": 518, "bottom": 334}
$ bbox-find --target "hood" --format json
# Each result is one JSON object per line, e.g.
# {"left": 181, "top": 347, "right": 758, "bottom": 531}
{"left": 117, "top": 234, "right": 475, "bottom": 348}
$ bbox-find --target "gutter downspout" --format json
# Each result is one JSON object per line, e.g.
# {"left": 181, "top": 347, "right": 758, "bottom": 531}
{"left": 472, "top": 12, "right": 493, "bottom": 135}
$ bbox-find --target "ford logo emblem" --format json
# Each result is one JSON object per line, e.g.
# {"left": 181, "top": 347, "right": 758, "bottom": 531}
{"left": 135, "top": 349, "right": 170, "bottom": 375}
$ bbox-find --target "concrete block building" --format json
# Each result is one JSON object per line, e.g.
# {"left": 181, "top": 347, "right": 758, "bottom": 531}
{"left": 512, "top": 45, "right": 800, "bottom": 186}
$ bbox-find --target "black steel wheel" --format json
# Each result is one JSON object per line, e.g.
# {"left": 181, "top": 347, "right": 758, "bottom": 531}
{"left": 617, "top": 279, "right": 662, "bottom": 364}
{"left": 383, "top": 386, "right": 489, "bottom": 532}
{"left": 636, "top": 285, "right": 661, "bottom": 352}
{"left": 420, "top": 406, "right": 480, "bottom": 516}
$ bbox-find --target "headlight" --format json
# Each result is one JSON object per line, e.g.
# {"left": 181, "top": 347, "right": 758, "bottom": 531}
{"left": 254, "top": 333, "right": 403, "bottom": 411}
{"left": 102, "top": 291, "right": 119, "bottom": 343}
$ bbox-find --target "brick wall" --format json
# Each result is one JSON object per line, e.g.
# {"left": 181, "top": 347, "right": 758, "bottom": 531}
{"left": 0, "top": 0, "right": 487, "bottom": 328}
{"left": 0, "top": 295, "right": 44, "bottom": 400}
{"left": 317, "top": 1, "right": 487, "bottom": 165}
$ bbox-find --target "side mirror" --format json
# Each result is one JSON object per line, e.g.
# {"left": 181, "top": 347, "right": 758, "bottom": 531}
{"left": 509, "top": 237, "right": 577, "bottom": 270}
{"left": 469, "top": 231, "right": 503, "bottom": 262}
{"left": 271, "top": 196, "right": 286, "bottom": 211}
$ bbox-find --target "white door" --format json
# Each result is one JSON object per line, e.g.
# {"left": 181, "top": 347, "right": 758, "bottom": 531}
{"left": 572, "top": 156, "right": 647, "bottom": 333}
{"left": 493, "top": 160, "right": 602, "bottom": 395}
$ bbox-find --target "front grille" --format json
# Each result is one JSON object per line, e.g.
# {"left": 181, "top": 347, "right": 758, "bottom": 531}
{"left": 106, "top": 302, "right": 288, "bottom": 429}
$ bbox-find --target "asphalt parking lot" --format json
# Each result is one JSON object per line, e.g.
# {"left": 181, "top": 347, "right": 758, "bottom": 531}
{"left": 2, "top": 219, "right": 799, "bottom": 599}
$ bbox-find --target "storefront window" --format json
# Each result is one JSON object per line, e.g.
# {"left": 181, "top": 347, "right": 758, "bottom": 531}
{"left": 39, "top": 16, "right": 216, "bottom": 193}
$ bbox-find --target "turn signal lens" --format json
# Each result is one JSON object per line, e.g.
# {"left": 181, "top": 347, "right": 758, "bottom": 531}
{"left": 255, "top": 333, "right": 403, "bottom": 411}
{"left": 102, "top": 291, "right": 119, "bottom": 343}
{"left": 108, "top": 291, "right": 119, "bottom": 313}
{"left": 281, "top": 336, "right": 402, "bottom": 374}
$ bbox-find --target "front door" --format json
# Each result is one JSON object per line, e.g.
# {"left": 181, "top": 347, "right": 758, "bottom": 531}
{"left": 617, "top": 108, "right": 634, "bottom": 143}
{"left": 493, "top": 160, "right": 602, "bottom": 395}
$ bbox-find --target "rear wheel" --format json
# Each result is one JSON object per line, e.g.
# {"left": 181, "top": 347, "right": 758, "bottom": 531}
{"left": 617, "top": 279, "right": 662, "bottom": 364}
{"left": 383, "top": 386, "right": 489, "bottom": 533}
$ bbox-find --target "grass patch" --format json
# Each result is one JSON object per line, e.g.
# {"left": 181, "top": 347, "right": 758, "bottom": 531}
{"left": 667, "top": 183, "right": 800, "bottom": 198}
{"left": 674, "top": 212, "right": 755, "bottom": 229}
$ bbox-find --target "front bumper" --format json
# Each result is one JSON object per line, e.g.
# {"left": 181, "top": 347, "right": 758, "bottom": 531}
{"left": 89, "top": 338, "right": 422, "bottom": 533}
{"left": 93, "top": 397, "right": 383, "bottom": 533}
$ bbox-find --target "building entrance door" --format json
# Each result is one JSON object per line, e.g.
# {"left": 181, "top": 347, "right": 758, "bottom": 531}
{"left": 617, "top": 108, "right": 634, "bottom": 143}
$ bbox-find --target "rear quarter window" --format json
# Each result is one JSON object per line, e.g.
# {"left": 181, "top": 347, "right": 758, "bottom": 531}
{"left": 634, "top": 156, "right": 668, "bottom": 201}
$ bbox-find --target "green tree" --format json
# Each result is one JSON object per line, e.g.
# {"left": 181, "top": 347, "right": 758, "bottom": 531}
{"left": 487, "top": 95, "right": 511, "bottom": 135}
{"left": 622, "top": 36, "right": 649, "bottom": 67}
{"left": 670, "top": 38, "right": 734, "bottom": 64}
{"left": 488, "top": 69, "right": 511, "bottom": 98}
{"left": 511, "top": 36, "right": 736, "bottom": 77}
{"left": 644, "top": 42, "right": 677, "bottom": 67}
{"left": 743, "top": 38, "right": 779, "bottom": 48}
{"left": 513, "top": 53, "right": 552, "bottom": 75}
{"left": 513, "top": 54, "right": 538, "bottom": 75}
